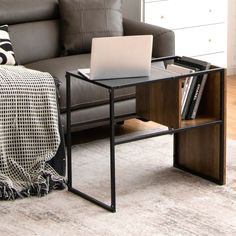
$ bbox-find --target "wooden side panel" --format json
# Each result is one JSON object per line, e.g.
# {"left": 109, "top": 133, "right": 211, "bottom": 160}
{"left": 174, "top": 125, "right": 225, "bottom": 183}
{"left": 197, "top": 67, "right": 221, "bottom": 119}
{"left": 136, "top": 79, "right": 181, "bottom": 128}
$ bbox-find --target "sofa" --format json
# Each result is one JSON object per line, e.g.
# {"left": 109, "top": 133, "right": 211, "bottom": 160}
{"left": 0, "top": 0, "right": 175, "bottom": 133}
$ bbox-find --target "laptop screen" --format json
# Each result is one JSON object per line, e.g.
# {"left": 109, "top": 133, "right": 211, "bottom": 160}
{"left": 78, "top": 35, "right": 153, "bottom": 80}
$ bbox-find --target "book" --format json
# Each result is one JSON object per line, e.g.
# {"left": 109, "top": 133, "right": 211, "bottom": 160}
{"left": 186, "top": 71, "right": 209, "bottom": 119}
{"left": 181, "top": 74, "right": 199, "bottom": 120}
{"left": 190, "top": 75, "right": 208, "bottom": 119}
{"left": 174, "top": 57, "right": 211, "bottom": 120}
{"left": 166, "top": 64, "right": 195, "bottom": 112}
{"left": 185, "top": 76, "right": 204, "bottom": 119}
{"left": 181, "top": 76, "right": 194, "bottom": 114}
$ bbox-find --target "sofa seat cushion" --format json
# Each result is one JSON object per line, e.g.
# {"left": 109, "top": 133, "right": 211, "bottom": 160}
{"left": 25, "top": 54, "right": 135, "bottom": 112}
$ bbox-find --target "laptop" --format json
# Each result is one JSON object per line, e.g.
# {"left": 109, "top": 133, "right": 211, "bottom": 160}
{"left": 78, "top": 35, "right": 153, "bottom": 80}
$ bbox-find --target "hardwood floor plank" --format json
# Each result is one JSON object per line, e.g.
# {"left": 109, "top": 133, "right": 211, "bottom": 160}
{"left": 227, "top": 76, "right": 236, "bottom": 140}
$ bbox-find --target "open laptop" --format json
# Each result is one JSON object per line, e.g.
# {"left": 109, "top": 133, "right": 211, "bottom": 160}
{"left": 78, "top": 35, "right": 153, "bottom": 80}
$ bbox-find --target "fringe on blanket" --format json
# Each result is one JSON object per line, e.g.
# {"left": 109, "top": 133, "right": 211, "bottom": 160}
{"left": 0, "top": 171, "right": 65, "bottom": 200}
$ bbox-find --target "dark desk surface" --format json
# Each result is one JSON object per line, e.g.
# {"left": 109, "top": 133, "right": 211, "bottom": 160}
{"left": 67, "top": 66, "right": 180, "bottom": 89}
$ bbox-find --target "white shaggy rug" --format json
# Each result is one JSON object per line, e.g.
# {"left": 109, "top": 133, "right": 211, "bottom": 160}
{"left": 1, "top": 135, "right": 236, "bottom": 236}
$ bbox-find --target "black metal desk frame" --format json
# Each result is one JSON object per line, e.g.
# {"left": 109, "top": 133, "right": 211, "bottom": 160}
{"left": 66, "top": 56, "right": 225, "bottom": 213}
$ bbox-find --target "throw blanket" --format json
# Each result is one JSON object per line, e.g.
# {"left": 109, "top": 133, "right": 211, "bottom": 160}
{"left": 0, "top": 65, "right": 65, "bottom": 200}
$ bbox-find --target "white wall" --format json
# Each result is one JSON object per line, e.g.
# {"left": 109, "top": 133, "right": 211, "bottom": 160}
{"left": 122, "top": 0, "right": 142, "bottom": 21}
{"left": 227, "top": 0, "right": 236, "bottom": 75}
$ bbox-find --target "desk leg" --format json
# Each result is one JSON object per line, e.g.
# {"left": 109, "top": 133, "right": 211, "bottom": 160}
{"left": 66, "top": 77, "right": 116, "bottom": 212}
{"left": 66, "top": 74, "right": 72, "bottom": 189}
{"left": 109, "top": 89, "right": 116, "bottom": 212}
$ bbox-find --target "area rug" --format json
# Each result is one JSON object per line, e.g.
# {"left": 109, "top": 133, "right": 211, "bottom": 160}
{"left": 0, "top": 135, "right": 236, "bottom": 236}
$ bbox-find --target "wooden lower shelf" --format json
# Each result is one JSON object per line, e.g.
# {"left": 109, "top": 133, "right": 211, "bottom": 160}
{"left": 180, "top": 116, "right": 220, "bottom": 128}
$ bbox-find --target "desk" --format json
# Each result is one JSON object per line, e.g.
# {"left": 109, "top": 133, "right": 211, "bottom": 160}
{"left": 66, "top": 56, "right": 226, "bottom": 212}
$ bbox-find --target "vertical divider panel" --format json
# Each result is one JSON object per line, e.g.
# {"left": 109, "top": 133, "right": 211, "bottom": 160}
{"left": 136, "top": 79, "right": 181, "bottom": 128}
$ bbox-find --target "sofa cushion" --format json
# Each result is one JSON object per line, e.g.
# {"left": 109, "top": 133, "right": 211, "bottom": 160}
{"left": 0, "top": 25, "right": 17, "bottom": 65}
{"left": 25, "top": 54, "right": 135, "bottom": 112}
{"left": 0, "top": 0, "right": 59, "bottom": 25}
{"left": 9, "top": 20, "right": 61, "bottom": 65}
{"left": 59, "top": 0, "right": 123, "bottom": 55}
{"left": 60, "top": 99, "right": 136, "bottom": 131}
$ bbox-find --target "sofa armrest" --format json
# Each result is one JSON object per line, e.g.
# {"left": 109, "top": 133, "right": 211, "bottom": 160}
{"left": 123, "top": 18, "right": 175, "bottom": 58}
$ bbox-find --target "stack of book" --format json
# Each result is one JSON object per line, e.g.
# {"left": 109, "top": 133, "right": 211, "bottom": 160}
{"left": 166, "top": 56, "right": 211, "bottom": 120}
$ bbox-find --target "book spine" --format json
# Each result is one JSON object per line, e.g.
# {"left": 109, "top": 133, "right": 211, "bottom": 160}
{"left": 186, "top": 76, "right": 203, "bottom": 119}
{"left": 181, "top": 76, "right": 192, "bottom": 114}
{"left": 181, "top": 76, "right": 198, "bottom": 120}
{"left": 190, "top": 74, "right": 208, "bottom": 119}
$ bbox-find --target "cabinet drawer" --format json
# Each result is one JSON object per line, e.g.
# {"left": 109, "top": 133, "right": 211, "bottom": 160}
{"left": 144, "top": 0, "right": 227, "bottom": 29}
{"left": 174, "top": 24, "right": 227, "bottom": 57}
{"left": 193, "top": 52, "right": 227, "bottom": 68}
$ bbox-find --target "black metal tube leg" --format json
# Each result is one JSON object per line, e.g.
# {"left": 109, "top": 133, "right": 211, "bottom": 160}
{"left": 65, "top": 73, "right": 116, "bottom": 212}
{"left": 109, "top": 89, "right": 116, "bottom": 212}
{"left": 173, "top": 133, "right": 178, "bottom": 167}
{"left": 66, "top": 73, "right": 72, "bottom": 189}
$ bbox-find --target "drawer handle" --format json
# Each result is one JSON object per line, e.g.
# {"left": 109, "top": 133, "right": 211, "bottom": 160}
{"left": 160, "top": 15, "right": 164, "bottom": 19}
{"left": 208, "top": 39, "right": 212, "bottom": 43}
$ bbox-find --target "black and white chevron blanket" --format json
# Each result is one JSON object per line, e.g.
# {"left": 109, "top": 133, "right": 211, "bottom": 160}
{"left": 0, "top": 65, "right": 65, "bottom": 200}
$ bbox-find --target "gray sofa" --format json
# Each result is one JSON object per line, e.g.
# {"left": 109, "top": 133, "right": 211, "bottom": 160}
{"left": 0, "top": 0, "right": 175, "bottom": 132}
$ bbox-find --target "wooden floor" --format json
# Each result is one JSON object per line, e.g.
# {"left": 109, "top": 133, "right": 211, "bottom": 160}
{"left": 226, "top": 75, "right": 236, "bottom": 140}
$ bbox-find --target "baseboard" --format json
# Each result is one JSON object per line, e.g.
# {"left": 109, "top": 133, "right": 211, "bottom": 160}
{"left": 226, "top": 66, "right": 236, "bottom": 76}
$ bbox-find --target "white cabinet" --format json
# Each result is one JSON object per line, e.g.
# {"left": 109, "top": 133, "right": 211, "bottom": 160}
{"left": 144, "top": 0, "right": 228, "bottom": 67}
